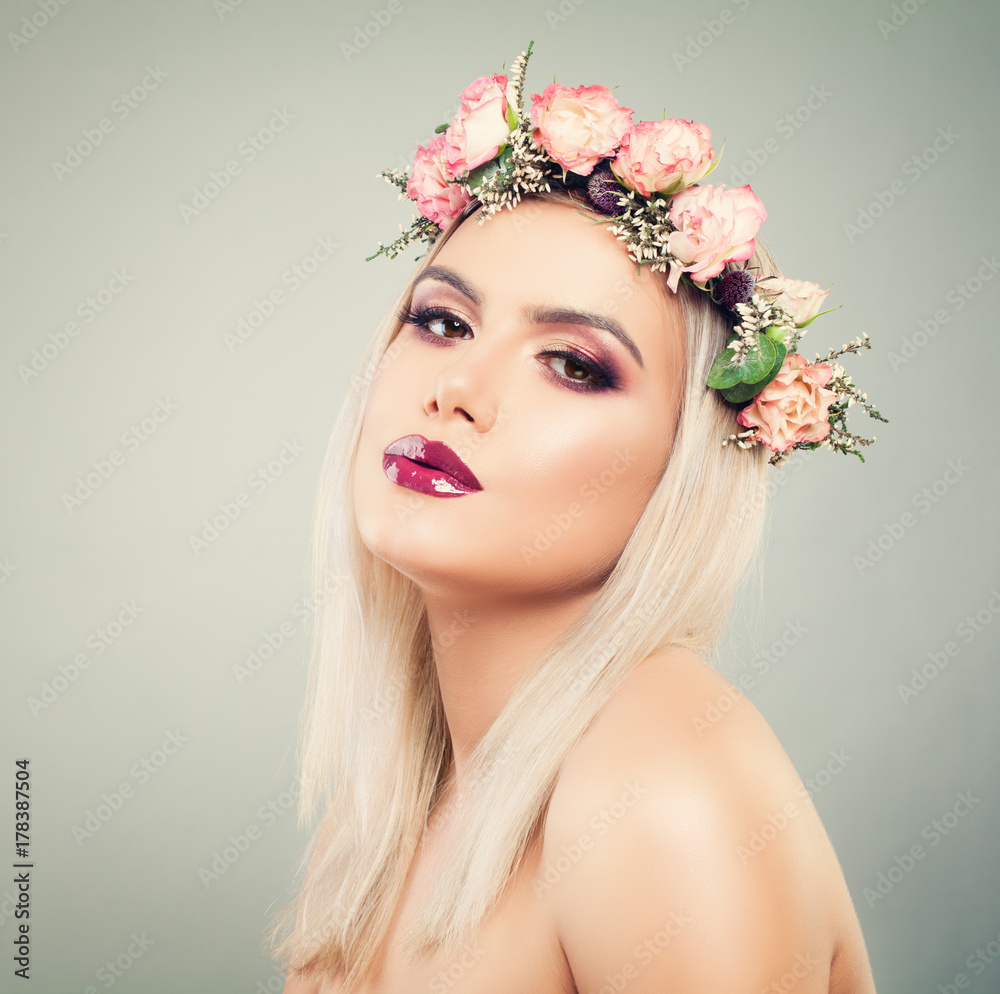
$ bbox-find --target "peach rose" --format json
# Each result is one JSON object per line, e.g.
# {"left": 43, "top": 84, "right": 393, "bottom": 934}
{"left": 443, "top": 73, "right": 516, "bottom": 178}
{"left": 530, "top": 83, "right": 634, "bottom": 176}
{"left": 665, "top": 183, "right": 767, "bottom": 291}
{"left": 407, "top": 133, "right": 473, "bottom": 230}
{"left": 610, "top": 118, "right": 715, "bottom": 197}
{"left": 767, "top": 277, "right": 831, "bottom": 327}
{"left": 736, "top": 354, "right": 837, "bottom": 453}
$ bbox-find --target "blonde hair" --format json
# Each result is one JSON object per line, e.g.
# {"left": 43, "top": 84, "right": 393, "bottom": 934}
{"left": 271, "top": 190, "right": 777, "bottom": 990}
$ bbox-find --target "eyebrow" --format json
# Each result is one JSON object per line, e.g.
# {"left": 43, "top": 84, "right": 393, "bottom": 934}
{"left": 412, "top": 265, "right": 645, "bottom": 370}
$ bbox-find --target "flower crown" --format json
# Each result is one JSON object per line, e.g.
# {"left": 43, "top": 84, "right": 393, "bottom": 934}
{"left": 368, "top": 41, "right": 886, "bottom": 465}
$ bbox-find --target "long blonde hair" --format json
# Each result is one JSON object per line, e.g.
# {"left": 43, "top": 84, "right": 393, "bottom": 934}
{"left": 271, "top": 189, "right": 776, "bottom": 989}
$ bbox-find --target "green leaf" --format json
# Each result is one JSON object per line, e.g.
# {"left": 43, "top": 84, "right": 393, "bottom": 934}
{"left": 721, "top": 379, "right": 762, "bottom": 404}
{"left": 700, "top": 137, "right": 725, "bottom": 180}
{"left": 433, "top": 123, "right": 450, "bottom": 134}
{"left": 706, "top": 347, "right": 743, "bottom": 389}
{"left": 507, "top": 104, "right": 518, "bottom": 130}
{"left": 465, "top": 148, "right": 511, "bottom": 193}
{"left": 795, "top": 304, "right": 841, "bottom": 329}
{"left": 739, "top": 335, "right": 776, "bottom": 383}
{"left": 719, "top": 341, "right": 786, "bottom": 403}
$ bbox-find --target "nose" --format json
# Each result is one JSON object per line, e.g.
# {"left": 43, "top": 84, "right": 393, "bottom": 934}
{"left": 421, "top": 339, "right": 502, "bottom": 431}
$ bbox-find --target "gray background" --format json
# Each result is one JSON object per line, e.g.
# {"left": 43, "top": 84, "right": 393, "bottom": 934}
{"left": 1, "top": 0, "right": 997, "bottom": 991}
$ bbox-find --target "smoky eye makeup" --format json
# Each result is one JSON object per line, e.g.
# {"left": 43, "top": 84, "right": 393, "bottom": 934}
{"left": 398, "top": 305, "right": 621, "bottom": 393}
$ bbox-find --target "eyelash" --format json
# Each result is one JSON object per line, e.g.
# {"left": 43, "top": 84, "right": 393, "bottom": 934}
{"left": 397, "top": 304, "right": 619, "bottom": 393}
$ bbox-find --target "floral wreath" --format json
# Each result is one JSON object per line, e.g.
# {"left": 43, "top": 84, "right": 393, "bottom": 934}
{"left": 367, "top": 41, "right": 886, "bottom": 465}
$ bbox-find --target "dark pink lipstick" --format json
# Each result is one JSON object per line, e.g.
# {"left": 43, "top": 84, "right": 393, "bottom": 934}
{"left": 382, "top": 434, "right": 483, "bottom": 498}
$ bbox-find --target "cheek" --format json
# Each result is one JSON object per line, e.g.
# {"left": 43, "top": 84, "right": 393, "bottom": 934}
{"left": 501, "top": 405, "right": 667, "bottom": 558}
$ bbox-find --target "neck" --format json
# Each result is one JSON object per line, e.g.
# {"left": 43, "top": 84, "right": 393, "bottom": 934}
{"left": 422, "top": 585, "right": 600, "bottom": 797}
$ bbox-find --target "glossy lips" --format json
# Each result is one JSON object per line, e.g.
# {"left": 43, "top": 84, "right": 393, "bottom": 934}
{"left": 382, "top": 434, "right": 483, "bottom": 498}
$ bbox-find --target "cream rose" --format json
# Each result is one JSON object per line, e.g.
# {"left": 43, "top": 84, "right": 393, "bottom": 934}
{"left": 767, "top": 277, "right": 831, "bottom": 327}
{"left": 665, "top": 183, "right": 767, "bottom": 290}
{"left": 442, "top": 73, "right": 515, "bottom": 179}
{"left": 736, "top": 354, "right": 837, "bottom": 453}
{"left": 530, "top": 82, "right": 634, "bottom": 176}
{"left": 610, "top": 118, "right": 714, "bottom": 197}
{"left": 407, "top": 133, "right": 473, "bottom": 231}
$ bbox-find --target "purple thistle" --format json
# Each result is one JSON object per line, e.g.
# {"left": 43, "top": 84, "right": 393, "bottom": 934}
{"left": 714, "top": 267, "right": 758, "bottom": 308}
{"left": 586, "top": 164, "right": 627, "bottom": 216}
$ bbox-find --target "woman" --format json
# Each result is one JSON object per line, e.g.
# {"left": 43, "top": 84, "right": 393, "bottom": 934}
{"left": 276, "top": 46, "right": 879, "bottom": 994}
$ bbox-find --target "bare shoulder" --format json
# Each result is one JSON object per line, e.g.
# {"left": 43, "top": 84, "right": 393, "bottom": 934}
{"left": 538, "top": 646, "right": 867, "bottom": 993}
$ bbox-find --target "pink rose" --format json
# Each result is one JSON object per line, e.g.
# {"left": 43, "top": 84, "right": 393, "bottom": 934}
{"left": 767, "top": 277, "right": 831, "bottom": 327}
{"left": 610, "top": 118, "right": 715, "bottom": 197}
{"left": 736, "top": 354, "right": 837, "bottom": 453}
{"left": 442, "top": 73, "right": 515, "bottom": 179}
{"left": 665, "top": 184, "right": 767, "bottom": 291}
{"left": 407, "top": 133, "right": 473, "bottom": 231}
{"left": 530, "top": 83, "right": 634, "bottom": 176}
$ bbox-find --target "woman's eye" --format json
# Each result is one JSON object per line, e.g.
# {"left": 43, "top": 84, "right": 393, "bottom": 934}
{"left": 547, "top": 354, "right": 597, "bottom": 384}
{"left": 425, "top": 314, "right": 469, "bottom": 339}
{"left": 541, "top": 349, "right": 616, "bottom": 392}
{"left": 399, "top": 305, "right": 471, "bottom": 340}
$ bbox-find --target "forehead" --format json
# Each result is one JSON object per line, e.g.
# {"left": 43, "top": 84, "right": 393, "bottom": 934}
{"left": 428, "top": 199, "right": 681, "bottom": 347}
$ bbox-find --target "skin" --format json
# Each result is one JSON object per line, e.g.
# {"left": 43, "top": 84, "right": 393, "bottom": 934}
{"left": 351, "top": 199, "right": 684, "bottom": 790}
{"left": 285, "top": 199, "right": 878, "bottom": 993}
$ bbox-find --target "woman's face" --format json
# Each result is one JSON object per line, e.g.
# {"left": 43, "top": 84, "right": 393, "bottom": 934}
{"left": 353, "top": 199, "right": 685, "bottom": 602}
